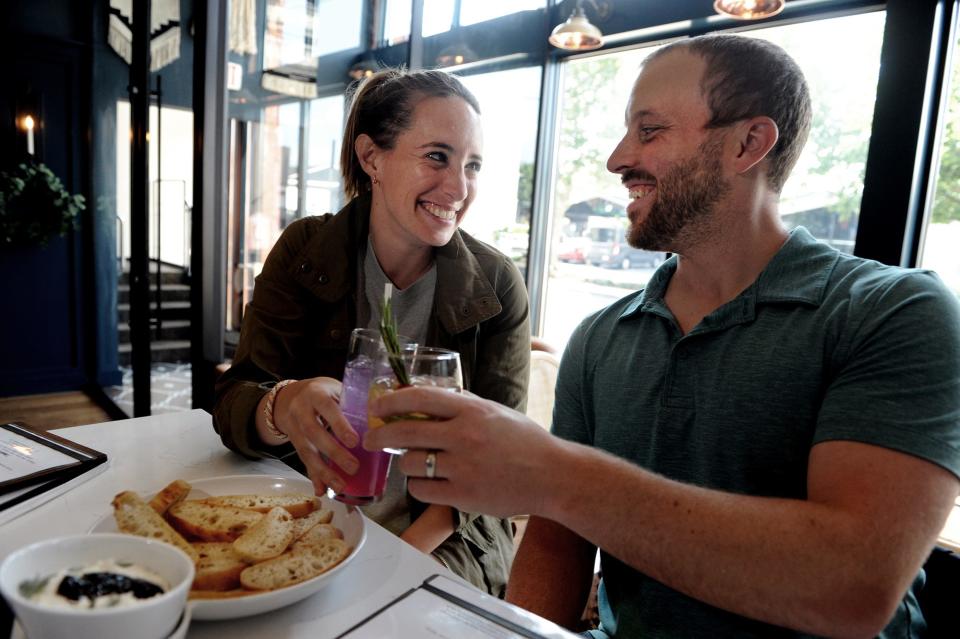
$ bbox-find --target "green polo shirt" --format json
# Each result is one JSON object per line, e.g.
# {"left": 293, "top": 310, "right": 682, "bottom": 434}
{"left": 554, "top": 227, "right": 960, "bottom": 638}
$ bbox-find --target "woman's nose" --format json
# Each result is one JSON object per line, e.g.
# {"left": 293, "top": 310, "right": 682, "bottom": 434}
{"left": 443, "top": 165, "right": 469, "bottom": 201}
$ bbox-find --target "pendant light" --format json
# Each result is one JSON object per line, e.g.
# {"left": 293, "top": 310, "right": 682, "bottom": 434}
{"left": 714, "top": 0, "right": 786, "bottom": 20}
{"left": 549, "top": 1, "right": 604, "bottom": 51}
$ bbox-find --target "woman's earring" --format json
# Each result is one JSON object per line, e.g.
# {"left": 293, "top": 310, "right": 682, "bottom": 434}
{"left": 372, "top": 176, "right": 380, "bottom": 186}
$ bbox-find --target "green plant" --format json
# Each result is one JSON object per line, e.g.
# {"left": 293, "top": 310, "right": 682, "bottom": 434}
{"left": 0, "top": 161, "right": 85, "bottom": 247}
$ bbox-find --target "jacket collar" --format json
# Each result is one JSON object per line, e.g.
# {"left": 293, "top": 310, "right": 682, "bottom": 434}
{"left": 290, "top": 193, "right": 501, "bottom": 333}
{"left": 434, "top": 230, "right": 501, "bottom": 335}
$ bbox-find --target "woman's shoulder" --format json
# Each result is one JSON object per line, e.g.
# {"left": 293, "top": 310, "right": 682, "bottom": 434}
{"left": 260, "top": 214, "right": 340, "bottom": 277}
{"left": 279, "top": 214, "right": 336, "bottom": 246}
{"left": 455, "top": 230, "right": 521, "bottom": 280}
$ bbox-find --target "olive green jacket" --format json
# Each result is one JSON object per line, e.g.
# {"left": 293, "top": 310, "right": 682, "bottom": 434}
{"left": 212, "top": 193, "right": 530, "bottom": 597}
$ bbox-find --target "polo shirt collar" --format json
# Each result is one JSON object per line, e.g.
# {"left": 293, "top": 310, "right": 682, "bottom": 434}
{"left": 754, "top": 226, "right": 840, "bottom": 305}
{"left": 619, "top": 226, "right": 840, "bottom": 321}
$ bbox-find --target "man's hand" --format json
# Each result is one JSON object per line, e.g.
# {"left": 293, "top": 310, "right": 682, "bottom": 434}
{"left": 262, "top": 377, "right": 360, "bottom": 496}
{"left": 364, "top": 386, "right": 563, "bottom": 518}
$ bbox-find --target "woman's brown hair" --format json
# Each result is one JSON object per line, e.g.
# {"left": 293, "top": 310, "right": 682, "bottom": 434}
{"left": 340, "top": 68, "right": 481, "bottom": 200}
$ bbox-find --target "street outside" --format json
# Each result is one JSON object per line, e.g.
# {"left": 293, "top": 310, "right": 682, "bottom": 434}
{"left": 540, "top": 261, "right": 658, "bottom": 351}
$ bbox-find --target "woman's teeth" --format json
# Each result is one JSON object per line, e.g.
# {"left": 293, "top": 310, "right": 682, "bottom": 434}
{"left": 421, "top": 202, "right": 457, "bottom": 220}
{"left": 629, "top": 186, "right": 655, "bottom": 200}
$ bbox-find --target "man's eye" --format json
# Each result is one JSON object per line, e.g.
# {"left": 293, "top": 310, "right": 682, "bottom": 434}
{"left": 639, "top": 126, "right": 661, "bottom": 138}
{"left": 426, "top": 151, "right": 448, "bottom": 163}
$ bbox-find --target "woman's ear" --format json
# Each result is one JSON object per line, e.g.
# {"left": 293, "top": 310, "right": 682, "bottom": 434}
{"left": 732, "top": 116, "right": 779, "bottom": 176}
{"left": 355, "top": 133, "right": 381, "bottom": 182}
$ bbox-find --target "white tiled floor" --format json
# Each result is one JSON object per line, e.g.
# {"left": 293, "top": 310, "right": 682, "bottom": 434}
{"left": 105, "top": 362, "right": 193, "bottom": 416}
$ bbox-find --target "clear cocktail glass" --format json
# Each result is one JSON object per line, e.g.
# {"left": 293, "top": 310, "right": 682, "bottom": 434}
{"left": 367, "top": 347, "right": 463, "bottom": 454}
{"left": 330, "top": 328, "right": 416, "bottom": 505}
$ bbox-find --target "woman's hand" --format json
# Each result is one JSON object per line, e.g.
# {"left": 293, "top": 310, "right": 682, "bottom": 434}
{"left": 256, "top": 377, "right": 360, "bottom": 496}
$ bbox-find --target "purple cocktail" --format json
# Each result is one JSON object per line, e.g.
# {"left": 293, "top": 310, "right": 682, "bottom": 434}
{"left": 332, "top": 355, "right": 392, "bottom": 504}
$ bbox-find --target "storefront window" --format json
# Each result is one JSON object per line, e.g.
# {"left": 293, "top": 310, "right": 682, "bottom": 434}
{"left": 460, "top": 0, "right": 544, "bottom": 26}
{"left": 457, "top": 67, "right": 542, "bottom": 278}
{"left": 539, "top": 11, "right": 887, "bottom": 350}
{"left": 920, "top": 29, "right": 960, "bottom": 299}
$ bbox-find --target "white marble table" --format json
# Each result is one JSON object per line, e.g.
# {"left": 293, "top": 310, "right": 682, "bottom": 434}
{"left": 0, "top": 409, "right": 462, "bottom": 638}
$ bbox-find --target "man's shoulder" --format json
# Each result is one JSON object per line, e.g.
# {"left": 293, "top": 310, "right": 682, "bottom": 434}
{"left": 566, "top": 289, "right": 648, "bottom": 352}
{"left": 828, "top": 252, "right": 958, "bottom": 311}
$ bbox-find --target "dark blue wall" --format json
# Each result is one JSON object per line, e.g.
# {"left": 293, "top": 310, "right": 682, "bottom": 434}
{"left": 0, "top": 7, "right": 96, "bottom": 395}
{"left": 0, "top": 0, "right": 194, "bottom": 396}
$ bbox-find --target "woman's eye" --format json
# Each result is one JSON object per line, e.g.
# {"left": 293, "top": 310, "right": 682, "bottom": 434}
{"left": 466, "top": 161, "right": 482, "bottom": 173}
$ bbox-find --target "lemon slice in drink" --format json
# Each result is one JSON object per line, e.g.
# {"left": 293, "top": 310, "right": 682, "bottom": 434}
{"left": 367, "top": 383, "right": 431, "bottom": 429}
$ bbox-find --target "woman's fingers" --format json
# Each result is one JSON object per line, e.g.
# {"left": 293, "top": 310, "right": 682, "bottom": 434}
{"left": 275, "top": 377, "right": 361, "bottom": 487}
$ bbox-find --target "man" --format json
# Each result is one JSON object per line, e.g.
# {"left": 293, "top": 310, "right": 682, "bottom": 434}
{"left": 365, "top": 34, "right": 960, "bottom": 637}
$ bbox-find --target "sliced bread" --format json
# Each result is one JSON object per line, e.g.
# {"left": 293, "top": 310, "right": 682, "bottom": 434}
{"left": 192, "top": 542, "right": 250, "bottom": 591}
{"left": 148, "top": 479, "right": 193, "bottom": 516}
{"left": 240, "top": 538, "right": 351, "bottom": 590}
{"left": 200, "top": 493, "right": 319, "bottom": 518}
{"left": 112, "top": 491, "right": 199, "bottom": 563}
{"left": 291, "top": 523, "right": 343, "bottom": 551}
{"left": 232, "top": 507, "right": 295, "bottom": 562}
{"left": 167, "top": 501, "right": 263, "bottom": 542}
{"left": 290, "top": 508, "right": 334, "bottom": 540}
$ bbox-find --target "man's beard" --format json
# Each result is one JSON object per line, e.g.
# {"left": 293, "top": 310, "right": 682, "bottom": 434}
{"left": 627, "top": 135, "right": 730, "bottom": 252}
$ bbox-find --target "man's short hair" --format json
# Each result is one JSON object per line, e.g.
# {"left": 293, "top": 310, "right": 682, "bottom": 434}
{"left": 650, "top": 34, "right": 812, "bottom": 193}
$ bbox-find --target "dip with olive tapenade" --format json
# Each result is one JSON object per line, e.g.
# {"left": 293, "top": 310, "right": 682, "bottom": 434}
{"left": 19, "top": 559, "right": 169, "bottom": 609}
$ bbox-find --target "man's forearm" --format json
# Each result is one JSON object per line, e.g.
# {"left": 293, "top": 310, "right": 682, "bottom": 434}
{"left": 539, "top": 439, "right": 956, "bottom": 638}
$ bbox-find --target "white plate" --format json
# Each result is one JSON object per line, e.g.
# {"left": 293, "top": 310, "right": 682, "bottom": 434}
{"left": 90, "top": 474, "right": 366, "bottom": 621}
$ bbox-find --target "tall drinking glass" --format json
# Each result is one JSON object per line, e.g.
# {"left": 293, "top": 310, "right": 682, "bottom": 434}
{"left": 332, "top": 328, "right": 416, "bottom": 505}
{"left": 368, "top": 347, "right": 463, "bottom": 453}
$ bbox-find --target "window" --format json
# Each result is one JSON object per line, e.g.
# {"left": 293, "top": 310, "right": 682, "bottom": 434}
{"left": 460, "top": 0, "right": 544, "bottom": 26}
{"left": 456, "top": 67, "right": 542, "bottom": 278}
{"left": 539, "top": 11, "right": 887, "bottom": 350}
{"left": 541, "top": 47, "right": 656, "bottom": 349}
{"left": 423, "top": 0, "right": 456, "bottom": 38}
{"left": 754, "top": 12, "right": 886, "bottom": 255}
{"left": 115, "top": 102, "right": 194, "bottom": 269}
{"left": 382, "top": 0, "right": 412, "bottom": 45}
{"left": 306, "top": 95, "right": 346, "bottom": 216}
{"left": 312, "top": 0, "right": 363, "bottom": 57}
{"left": 921, "top": 27, "right": 960, "bottom": 299}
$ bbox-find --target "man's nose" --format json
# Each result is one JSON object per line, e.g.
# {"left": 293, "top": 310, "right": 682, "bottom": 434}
{"left": 607, "top": 135, "right": 633, "bottom": 175}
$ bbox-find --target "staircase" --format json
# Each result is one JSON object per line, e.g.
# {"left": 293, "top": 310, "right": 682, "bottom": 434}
{"left": 118, "top": 263, "right": 192, "bottom": 366}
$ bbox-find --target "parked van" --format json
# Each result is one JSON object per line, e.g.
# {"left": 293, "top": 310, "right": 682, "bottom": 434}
{"left": 585, "top": 217, "right": 666, "bottom": 269}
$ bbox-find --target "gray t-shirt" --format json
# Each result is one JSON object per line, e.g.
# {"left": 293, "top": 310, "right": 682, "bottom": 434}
{"left": 556, "top": 227, "right": 960, "bottom": 638}
{"left": 356, "top": 237, "right": 436, "bottom": 534}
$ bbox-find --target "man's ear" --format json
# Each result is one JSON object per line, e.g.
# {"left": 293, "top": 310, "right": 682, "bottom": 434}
{"left": 732, "top": 116, "right": 779, "bottom": 175}
{"left": 355, "top": 133, "right": 381, "bottom": 181}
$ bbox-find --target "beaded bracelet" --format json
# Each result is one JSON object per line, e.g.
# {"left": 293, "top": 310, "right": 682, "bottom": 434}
{"left": 263, "top": 379, "right": 297, "bottom": 441}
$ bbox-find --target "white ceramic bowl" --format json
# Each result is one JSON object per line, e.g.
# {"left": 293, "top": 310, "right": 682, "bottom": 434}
{"left": 0, "top": 533, "right": 195, "bottom": 639}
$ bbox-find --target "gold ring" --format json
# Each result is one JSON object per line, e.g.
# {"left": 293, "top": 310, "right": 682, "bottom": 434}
{"left": 424, "top": 450, "right": 437, "bottom": 479}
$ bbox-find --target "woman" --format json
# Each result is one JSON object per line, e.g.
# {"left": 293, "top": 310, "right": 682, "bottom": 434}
{"left": 212, "top": 68, "right": 531, "bottom": 597}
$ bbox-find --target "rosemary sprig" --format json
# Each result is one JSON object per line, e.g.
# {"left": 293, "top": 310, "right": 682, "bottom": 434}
{"left": 379, "top": 285, "right": 411, "bottom": 386}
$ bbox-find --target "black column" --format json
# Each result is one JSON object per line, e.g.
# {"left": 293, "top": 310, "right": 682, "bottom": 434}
{"left": 129, "top": 0, "right": 152, "bottom": 416}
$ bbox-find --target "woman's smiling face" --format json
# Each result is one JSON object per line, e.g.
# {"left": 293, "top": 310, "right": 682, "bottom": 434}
{"left": 367, "top": 95, "right": 483, "bottom": 251}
